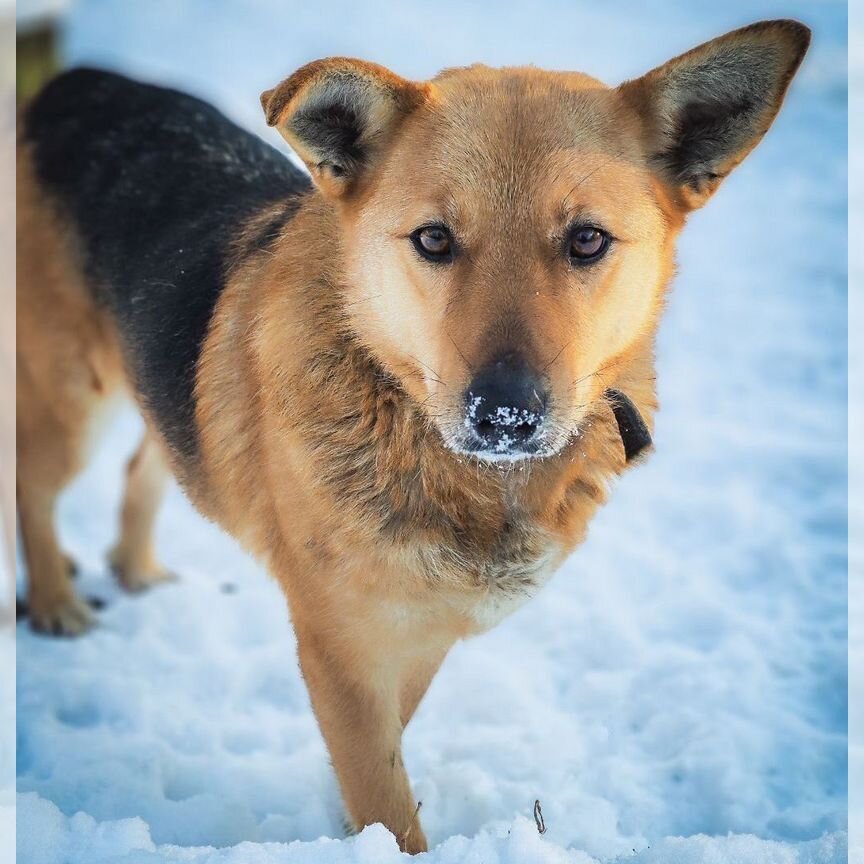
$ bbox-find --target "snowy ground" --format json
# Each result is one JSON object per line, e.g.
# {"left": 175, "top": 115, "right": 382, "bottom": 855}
{"left": 16, "top": 1, "right": 848, "bottom": 862}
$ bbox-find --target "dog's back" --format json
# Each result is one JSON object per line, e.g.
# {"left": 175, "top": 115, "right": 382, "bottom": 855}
{"left": 21, "top": 68, "right": 310, "bottom": 458}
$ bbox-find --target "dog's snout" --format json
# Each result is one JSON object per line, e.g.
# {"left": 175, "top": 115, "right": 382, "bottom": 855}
{"left": 464, "top": 352, "right": 547, "bottom": 455}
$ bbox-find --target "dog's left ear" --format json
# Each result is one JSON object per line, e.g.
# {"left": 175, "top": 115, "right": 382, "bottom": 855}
{"left": 261, "top": 58, "right": 428, "bottom": 199}
{"left": 619, "top": 19, "right": 810, "bottom": 210}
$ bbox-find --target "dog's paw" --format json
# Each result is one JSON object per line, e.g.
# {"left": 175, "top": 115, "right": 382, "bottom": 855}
{"left": 110, "top": 553, "right": 177, "bottom": 594}
{"left": 29, "top": 593, "right": 95, "bottom": 637}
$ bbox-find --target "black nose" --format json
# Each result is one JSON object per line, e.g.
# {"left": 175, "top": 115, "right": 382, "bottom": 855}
{"left": 464, "top": 352, "right": 548, "bottom": 453}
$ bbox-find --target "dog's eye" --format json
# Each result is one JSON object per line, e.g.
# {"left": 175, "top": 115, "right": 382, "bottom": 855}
{"left": 567, "top": 226, "right": 610, "bottom": 263}
{"left": 411, "top": 225, "right": 454, "bottom": 263}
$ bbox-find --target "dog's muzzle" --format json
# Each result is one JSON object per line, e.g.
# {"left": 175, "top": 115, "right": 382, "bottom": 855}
{"left": 456, "top": 354, "right": 652, "bottom": 462}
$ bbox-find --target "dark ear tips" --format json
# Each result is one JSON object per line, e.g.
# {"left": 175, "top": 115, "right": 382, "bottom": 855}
{"left": 605, "top": 389, "right": 653, "bottom": 463}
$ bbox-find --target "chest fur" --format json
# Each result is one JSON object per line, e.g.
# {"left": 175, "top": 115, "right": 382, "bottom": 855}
{"left": 287, "top": 343, "right": 612, "bottom": 604}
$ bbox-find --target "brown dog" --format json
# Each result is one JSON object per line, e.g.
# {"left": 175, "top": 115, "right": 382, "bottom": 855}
{"left": 17, "top": 20, "right": 809, "bottom": 852}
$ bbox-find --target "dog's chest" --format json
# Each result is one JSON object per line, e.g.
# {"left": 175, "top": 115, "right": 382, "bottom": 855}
{"left": 393, "top": 497, "right": 564, "bottom": 631}
{"left": 299, "top": 371, "right": 576, "bottom": 624}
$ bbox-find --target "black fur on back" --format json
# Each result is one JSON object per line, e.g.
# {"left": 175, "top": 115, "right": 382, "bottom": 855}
{"left": 22, "top": 68, "right": 311, "bottom": 460}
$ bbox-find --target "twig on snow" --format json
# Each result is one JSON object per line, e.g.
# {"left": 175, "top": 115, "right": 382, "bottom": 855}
{"left": 533, "top": 799, "right": 546, "bottom": 835}
{"left": 401, "top": 801, "right": 423, "bottom": 848}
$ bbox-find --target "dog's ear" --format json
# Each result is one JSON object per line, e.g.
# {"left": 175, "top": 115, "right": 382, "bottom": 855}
{"left": 619, "top": 20, "right": 810, "bottom": 210}
{"left": 261, "top": 58, "right": 428, "bottom": 198}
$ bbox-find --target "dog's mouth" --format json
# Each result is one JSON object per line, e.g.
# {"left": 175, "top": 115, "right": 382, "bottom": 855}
{"left": 442, "top": 388, "right": 652, "bottom": 465}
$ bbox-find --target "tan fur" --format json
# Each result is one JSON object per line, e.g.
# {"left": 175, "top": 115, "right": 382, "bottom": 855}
{"left": 109, "top": 428, "right": 174, "bottom": 592}
{"left": 18, "top": 150, "right": 120, "bottom": 633}
{"left": 17, "top": 21, "right": 808, "bottom": 852}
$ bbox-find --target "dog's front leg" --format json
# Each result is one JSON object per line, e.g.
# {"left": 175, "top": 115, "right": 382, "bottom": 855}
{"left": 294, "top": 622, "right": 429, "bottom": 854}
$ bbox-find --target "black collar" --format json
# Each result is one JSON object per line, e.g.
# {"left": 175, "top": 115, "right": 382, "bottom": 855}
{"left": 605, "top": 389, "right": 653, "bottom": 463}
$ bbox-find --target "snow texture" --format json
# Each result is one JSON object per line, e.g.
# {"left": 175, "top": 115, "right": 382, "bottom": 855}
{"left": 16, "top": 1, "right": 848, "bottom": 862}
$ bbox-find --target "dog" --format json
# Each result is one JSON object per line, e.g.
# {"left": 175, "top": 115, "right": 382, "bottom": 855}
{"left": 17, "top": 19, "right": 809, "bottom": 853}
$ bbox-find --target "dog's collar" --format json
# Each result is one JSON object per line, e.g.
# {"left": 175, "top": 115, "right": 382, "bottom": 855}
{"left": 604, "top": 389, "right": 652, "bottom": 463}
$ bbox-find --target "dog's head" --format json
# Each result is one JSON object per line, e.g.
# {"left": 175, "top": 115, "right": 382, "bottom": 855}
{"left": 262, "top": 20, "right": 809, "bottom": 463}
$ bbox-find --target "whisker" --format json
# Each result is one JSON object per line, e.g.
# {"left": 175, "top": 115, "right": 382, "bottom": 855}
{"left": 562, "top": 147, "right": 631, "bottom": 211}
{"left": 566, "top": 355, "right": 646, "bottom": 393}
{"left": 339, "top": 294, "right": 382, "bottom": 310}
{"left": 541, "top": 338, "right": 573, "bottom": 374}
{"left": 404, "top": 353, "right": 447, "bottom": 388}
{"left": 447, "top": 331, "right": 473, "bottom": 374}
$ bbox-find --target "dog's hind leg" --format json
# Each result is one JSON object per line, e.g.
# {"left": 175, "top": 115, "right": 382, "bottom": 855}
{"left": 16, "top": 146, "right": 125, "bottom": 634}
{"left": 109, "top": 428, "right": 173, "bottom": 592}
{"left": 16, "top": 357, "right": 108, "bottom": 636}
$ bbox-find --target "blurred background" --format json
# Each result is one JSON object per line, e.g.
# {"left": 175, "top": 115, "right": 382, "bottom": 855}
{"left": 2, "top": 3, "right": 15, "bottom": 863}
{"left": 9, "top": 2, "right": 854, "bottom": 863}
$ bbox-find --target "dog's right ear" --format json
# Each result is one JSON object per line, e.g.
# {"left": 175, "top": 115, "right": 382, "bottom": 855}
{"left": 261, "top": 58, "right": 428, "bottom": 199}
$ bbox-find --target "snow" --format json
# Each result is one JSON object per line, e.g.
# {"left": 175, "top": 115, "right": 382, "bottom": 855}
{"left": 13, "top": 796, "right": 849, "bottom": 864}
{"left": 16, "top": 1, "right": 848, "bottom": 862}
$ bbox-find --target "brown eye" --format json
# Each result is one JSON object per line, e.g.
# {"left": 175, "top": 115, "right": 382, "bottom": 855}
{"left": 411, "top": 225, "right": 454, "bottom": 262}
{"left": 567, "top": 225, "right": 610, "bottom": 263}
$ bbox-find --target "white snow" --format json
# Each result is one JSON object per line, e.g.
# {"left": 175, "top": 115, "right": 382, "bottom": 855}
{"left": 464, "top": 395, "right": 483, "bottom": 427}
{"left": 16, "top": 1, "right": 847, "bottom": 862}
